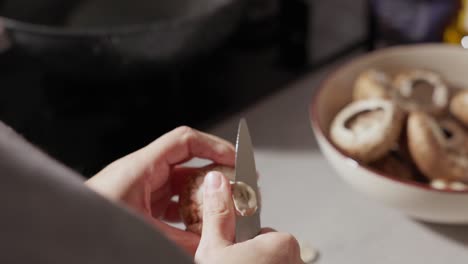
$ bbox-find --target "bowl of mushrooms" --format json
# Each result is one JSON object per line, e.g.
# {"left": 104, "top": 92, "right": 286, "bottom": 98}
{"left": 310, "top": 44, "right": 468, "bottom": 224}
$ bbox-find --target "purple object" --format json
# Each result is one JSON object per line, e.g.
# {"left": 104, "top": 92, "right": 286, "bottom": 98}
{"left": 370, "top": 0, "right": 460, "bottom": 43}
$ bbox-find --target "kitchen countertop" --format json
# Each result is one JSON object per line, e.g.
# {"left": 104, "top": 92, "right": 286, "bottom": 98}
{"left": 205, "top": 56, "right": 468, "bottom": 263}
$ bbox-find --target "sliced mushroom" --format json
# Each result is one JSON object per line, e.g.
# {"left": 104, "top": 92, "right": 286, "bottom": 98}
{"left": 407, "top": 112, "right": 468, "bottom": 183}
{"left": 178, "top": 164, "right": 260, "bottom": 235}
{"left": 353, "top": 69, "right": 392, "bottom": 101}
{"left": 450, "top": 90, "right": 468, "bottom": 126}
{"left": 393, "top": 69, "right": 449, "bottom": 116}
{"left": 330, "top": 99, "right": 404, "bottom": 163}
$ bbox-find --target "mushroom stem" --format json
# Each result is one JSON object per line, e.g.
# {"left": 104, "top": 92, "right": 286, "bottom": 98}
{"left": 230, "top": 181, "right": 258, "bottom": 217}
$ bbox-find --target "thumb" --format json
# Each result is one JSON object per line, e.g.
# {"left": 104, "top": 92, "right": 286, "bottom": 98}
{"left": 199, "top": 171, "right": 235, "bottom": 249}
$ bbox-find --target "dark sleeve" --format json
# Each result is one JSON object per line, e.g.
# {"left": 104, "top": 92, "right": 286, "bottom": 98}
{"left": 0, "top": 121, "right": 192, "bottom": 264}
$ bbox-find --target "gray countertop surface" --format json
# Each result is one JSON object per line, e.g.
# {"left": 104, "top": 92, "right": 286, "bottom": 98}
{"left": 205, "top": 58, "right": 468, "bottom": 263}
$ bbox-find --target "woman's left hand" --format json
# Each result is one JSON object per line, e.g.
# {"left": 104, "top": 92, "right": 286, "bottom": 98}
{"left": 86, "top": 126, "right": 235, "bottom": 256}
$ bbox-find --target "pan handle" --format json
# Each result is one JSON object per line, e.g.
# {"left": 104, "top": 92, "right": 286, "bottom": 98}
{"left": 0, "top": 18, "right": 11, "bottom": 53}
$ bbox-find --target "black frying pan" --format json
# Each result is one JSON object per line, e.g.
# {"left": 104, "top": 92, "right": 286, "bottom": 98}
{"left": 0, "top": 0, "right": 246, "bottom": 72}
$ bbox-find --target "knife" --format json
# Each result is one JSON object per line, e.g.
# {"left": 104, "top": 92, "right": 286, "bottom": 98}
{"left": 234, "top": 118, "right": 261, "bottom": 242}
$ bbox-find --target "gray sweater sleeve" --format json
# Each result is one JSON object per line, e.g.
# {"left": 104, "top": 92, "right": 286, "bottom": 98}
{"left": 0, "top": 121, "right": 192, "bottom": 264}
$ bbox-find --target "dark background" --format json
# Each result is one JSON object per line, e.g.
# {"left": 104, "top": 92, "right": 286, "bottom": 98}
{"left": 0, "top": 0, "right": 458, "bottom": 177}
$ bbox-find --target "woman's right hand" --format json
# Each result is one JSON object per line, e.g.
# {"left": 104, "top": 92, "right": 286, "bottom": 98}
{"left": 194, "top": 171, "right": 304, "bottom": 264}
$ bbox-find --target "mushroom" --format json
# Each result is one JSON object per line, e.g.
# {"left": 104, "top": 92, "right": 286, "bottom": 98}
{"left": 439, "top": 119, "right": 468, "bottom": 151}
{"left": 393, "top": 69, "right": 449, "bottom": 116}
{"left": 330, "top": 99, "right": 404, "bottom": 163}
{"left": 231, "top": 181, "right": 258, "bottom": 217}
{"left": 178, "top": 164, "right": 259, "bottom": 235}
{"left": 299, "top": 240, "right": 320, "bottom": 263}
{"left": 371, "top": 150, "right": 414, "bottom": 181}
{"left": 450, "top": 90, "right": 468, "bottom": 127}
{"left": 407, "top": 112, "right": 468, "bottom": 183}
{"left": 353, "top": 69, "right": 392, "bottom": 101}
{"left": 430, "top": 178, "right": 468, "bottom": 191}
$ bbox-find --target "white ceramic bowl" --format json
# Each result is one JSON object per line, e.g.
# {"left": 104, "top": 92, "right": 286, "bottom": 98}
{"left": 310, "top": 44, "right": 468, "bottom": 224}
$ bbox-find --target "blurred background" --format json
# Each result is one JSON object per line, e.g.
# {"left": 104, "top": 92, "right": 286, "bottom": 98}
{"left": 0, "top": 0, "right": 466, "bottom": 177}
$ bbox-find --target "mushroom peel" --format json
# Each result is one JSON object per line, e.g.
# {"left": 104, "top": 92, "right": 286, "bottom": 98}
{"left": 450, "top": 90, "right": 468, "bottom": 127}
{"left": 353, "top": 69, "right": 392, "bottom": 101}
{"left": 330, "top": 99, "right": 404, "bottom": 163}
{"left": 178, "top": 164, "right": 260, "bottom": 235}
{"left": 393, "top": 69, "right": 448, "bottom": 115}
{"left": 407, "top": 112, "right": 468, "bottom": 183}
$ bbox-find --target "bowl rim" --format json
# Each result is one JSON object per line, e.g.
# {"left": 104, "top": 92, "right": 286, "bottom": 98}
{"left": 309, "top": 43, "right": 468, "bottom": 195}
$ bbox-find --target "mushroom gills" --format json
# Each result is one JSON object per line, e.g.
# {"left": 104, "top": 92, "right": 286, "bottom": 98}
{"left": 393, "top": 70, "right": 448, "bottom": 115}
{"left": 439, "top": 119, "right": 468, "bottom": 153}
{"left": 404, "top": 79, "right": 438, "bottom": 106}
{"left": 441, "top": 127, "right": 453, "bottom": 139}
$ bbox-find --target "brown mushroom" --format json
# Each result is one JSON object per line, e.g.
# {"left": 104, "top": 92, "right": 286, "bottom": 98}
{"left": 330, "top": 99, "right": 404, "bottom": 163}
{"left": 407, "top": 112, "right": 468, "bottom": 183}
{"left": 178, "top": 164, "right": 259, "bottom": 235}
{"left": 450, "top": 90, "right": 468, "bottom": 127}
{"left": 393, "top": 69, "right": 449, "bottom": 116}
{"left": 353, "top": 69, "right": 392, "bottom": 101}
{"left": 439, "top": 119, "right": 468, "bottom": 151}
{"left": 371, "top": 150, "right": 414, "bottom": 181}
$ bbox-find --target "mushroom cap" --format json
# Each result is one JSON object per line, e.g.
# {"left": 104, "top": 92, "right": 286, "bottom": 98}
{"left": 407, "top": 112, "right": 468, "bottom": 183}
{"left": 330, "top": 99, "right": 404, "bottom": 163}
{"left": 393, "top": 69, "right": 448, "bottom": 116}
{"left": 450, "top": 90, "right": 468, "bottom": 127}
{"left": 179, "top": 164, "right": 235, "bottom": 235}
{"left": 178, "top": 164, "right": 260, "bottom": 235}
{"left": 353, "top": 69, "right": 392, "bottom": 101}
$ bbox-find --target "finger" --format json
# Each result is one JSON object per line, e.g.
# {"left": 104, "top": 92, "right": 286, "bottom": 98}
{"left": 199, "top": 171, "right": 235, "bottom": 249}
{"left": 152, "top": 219, "right": 200, "bottom": 256}
{"left": 144, "top": 126, "right": 235, "bottom": 168}
{"left": 252, "top": 232, "right": 304, "bottom": 263}
{"left": 149, "top": 182, "right": 172, "bottom": 219}
{"left": 162, "top": 201, "right": 182, "bottom": 223}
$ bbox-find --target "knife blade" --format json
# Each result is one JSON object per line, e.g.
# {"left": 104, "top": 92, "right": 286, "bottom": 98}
{"left": 234, "top": 118, "right": 261, "bottom": 242}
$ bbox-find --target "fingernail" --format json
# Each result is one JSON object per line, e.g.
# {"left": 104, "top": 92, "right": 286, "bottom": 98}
{"left": 205, "top": 172, "right": 223, "bottom": 191}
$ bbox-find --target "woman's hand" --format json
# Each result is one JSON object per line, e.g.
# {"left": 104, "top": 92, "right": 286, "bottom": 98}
{"left": 86, "top": 126, "right": 236, "bottom": 256}
{"left": 195, "top": 171, "right": 304, "bottom": 264}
